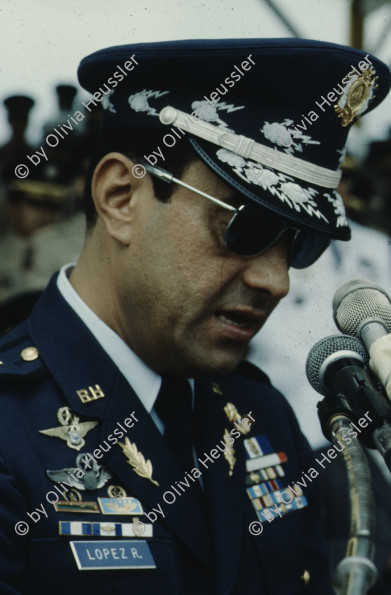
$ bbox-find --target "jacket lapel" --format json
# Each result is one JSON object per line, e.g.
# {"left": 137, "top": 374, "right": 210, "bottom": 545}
{"left": 100, "top": 372, "right": 212, "bottom": 565}
{"left": 28, "top": 276, "right": 115, "bottom": 421}
{"left": 28, "top": 275, "right": 212, "bottom": 565}
{"left": 194, "top": 377, "right": 246, "bottom": 595}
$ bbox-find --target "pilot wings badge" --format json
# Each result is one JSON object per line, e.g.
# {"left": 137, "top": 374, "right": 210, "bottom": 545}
{"left": 39, "top": 406, "right": 98, "bottom": 451}
{"left": 47, "top": 452, "right": 112, "bottom": 491}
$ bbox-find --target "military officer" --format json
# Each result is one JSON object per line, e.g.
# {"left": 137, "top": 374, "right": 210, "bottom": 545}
{"left": 0, "top": 95, "right": 35, "bottom": 181}
{"left": 0, "top": 178, "right": 85, "bottom": 307}
{"left": 0, "top": 38, "right": 389, "bottom": 595}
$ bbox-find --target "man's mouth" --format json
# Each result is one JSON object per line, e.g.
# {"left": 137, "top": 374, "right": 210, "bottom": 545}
{"left": 216, "top": 311, "right": 254, "bottom": 328}
{"left": 214, "top": 308, "right": 266, "bottom": 338}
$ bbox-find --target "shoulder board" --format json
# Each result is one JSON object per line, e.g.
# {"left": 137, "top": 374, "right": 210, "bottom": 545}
{"left": 0, "top": 321, "right": 44, "bottom": 379}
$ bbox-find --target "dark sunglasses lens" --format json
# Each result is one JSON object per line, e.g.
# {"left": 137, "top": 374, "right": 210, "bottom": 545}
{"left": 225, "top": 203, "right": 331, "bottom": 267}
{"left": 289, "top": 230, "right": 330, "bottom": 269}
{"left": 225, "top": 204, "right": 286, "bottom": 256}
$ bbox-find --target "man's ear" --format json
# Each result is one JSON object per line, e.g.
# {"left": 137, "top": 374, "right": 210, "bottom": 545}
{"left": 91, "top": 152, "right": 144, "bottom": 245}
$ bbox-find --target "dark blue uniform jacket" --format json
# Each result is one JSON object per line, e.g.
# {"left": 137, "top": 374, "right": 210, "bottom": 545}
{"left": 0, "top": 275, "right": 333, "bottom": 594}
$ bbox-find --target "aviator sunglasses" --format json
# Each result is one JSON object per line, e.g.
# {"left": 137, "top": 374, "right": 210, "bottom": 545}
{"left": 141, "top": 163, "right": 330, "bottom": 269}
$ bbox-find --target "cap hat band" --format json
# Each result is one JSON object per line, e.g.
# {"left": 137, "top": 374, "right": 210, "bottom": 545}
{"left": 78, "top": 38, "right": 391, "bottom": 242}
{"left": 159, "top": 105, "right": 341, "bottom": 189}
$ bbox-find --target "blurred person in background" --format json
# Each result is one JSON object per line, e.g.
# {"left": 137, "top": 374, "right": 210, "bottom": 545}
{"left": 0, "top": 95, "right": 35, "bottom": 180}
{"left": 0, "top": 95, "right": 35, "bottom": 234}
{"left": 0, "top": 176, "right": 85, "bottom": 314}
{"left": 361, "top": 139, "right": 391, "bottom": 236}
{"left": 43, "top": 84, "right": 78, "bottom": 137}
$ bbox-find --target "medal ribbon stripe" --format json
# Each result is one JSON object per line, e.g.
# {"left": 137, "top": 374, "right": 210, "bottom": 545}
{"left": 245, "top": 434, "right": 308, "bottom": 523}
{"left": 253, "top": 495, "right": 309, "bottom": 522}
{"left": 59, "top": 521, "right": 153, "bottom": 537}
{"left": 244, "top": 435, "right": 273, "bottom": 459}
{"left": 245, "top": 451, "right": 288, "bottom": 473}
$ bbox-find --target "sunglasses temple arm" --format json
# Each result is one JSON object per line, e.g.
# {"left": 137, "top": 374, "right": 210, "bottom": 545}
{"left": 142, "top": 162, "right": 237, "bottom": 213}
{"left": 142, "top": 163, "right": 174, "bottom": 183}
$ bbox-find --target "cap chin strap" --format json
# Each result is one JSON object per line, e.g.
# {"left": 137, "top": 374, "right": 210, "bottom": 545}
{"left": 159, "top": 105, "right": 341, "bottom": 189}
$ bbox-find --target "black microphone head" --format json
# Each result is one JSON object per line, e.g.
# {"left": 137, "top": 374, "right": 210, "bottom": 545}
{"left": 332, "top": 278, "right": 391, "bottom": 336}
{"left": 306, "top": 333, "right": 368, "bottom": 396}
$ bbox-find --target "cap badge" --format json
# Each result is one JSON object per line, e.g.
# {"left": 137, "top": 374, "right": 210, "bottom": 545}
{"left": 334, "top": 68, "right": 378, "bottom": 126}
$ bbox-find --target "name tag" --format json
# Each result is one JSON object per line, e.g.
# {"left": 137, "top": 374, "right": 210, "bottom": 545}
{"left": 70, "top": 540, "right": 156, "bottom": 570}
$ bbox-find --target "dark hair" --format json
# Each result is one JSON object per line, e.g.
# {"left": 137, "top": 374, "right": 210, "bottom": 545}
{"left": 83, "top": 127, "right": 198, "bottom": 227}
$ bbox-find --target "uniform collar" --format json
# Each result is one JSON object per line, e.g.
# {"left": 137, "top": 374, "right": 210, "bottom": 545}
{"left": 57, "top": 264, "right": 161, "bottom": 414}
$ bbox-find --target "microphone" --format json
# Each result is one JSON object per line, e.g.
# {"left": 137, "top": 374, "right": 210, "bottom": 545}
{"left": 369, "top": 334, "right": 391, "bottom": 400}
{"left": 306, "top": 333, "right": 391, "bottom": 470}
{"left": 306, "top": 333, "right": 368, "bottom": 397}
{"left": 333, "top": 278, "right": 391, "bottom": 401}
{"left": 333, "top": 277, "right": 391, "bottom": 350}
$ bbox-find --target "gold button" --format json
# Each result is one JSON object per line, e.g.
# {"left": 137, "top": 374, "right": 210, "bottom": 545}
{"left": 21, "top": 347, "right": 39, "bottom": 362}
{"left": 301, "top": 570, "right": 310, "bottom": 586}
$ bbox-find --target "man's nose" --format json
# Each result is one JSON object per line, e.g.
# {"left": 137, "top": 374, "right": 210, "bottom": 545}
{"left": 240, "top": 236, "right": 290, "bottom": 299}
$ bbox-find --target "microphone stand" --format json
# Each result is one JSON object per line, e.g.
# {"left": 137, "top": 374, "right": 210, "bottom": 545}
{"left": 321, "top": 353, "right": 391, "bottom": 475}
{"left": 306, "top": 334, "right": 391, "bottom": 591}
{"left": 329, "top": 414, "right": 377, "bottom": 594}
